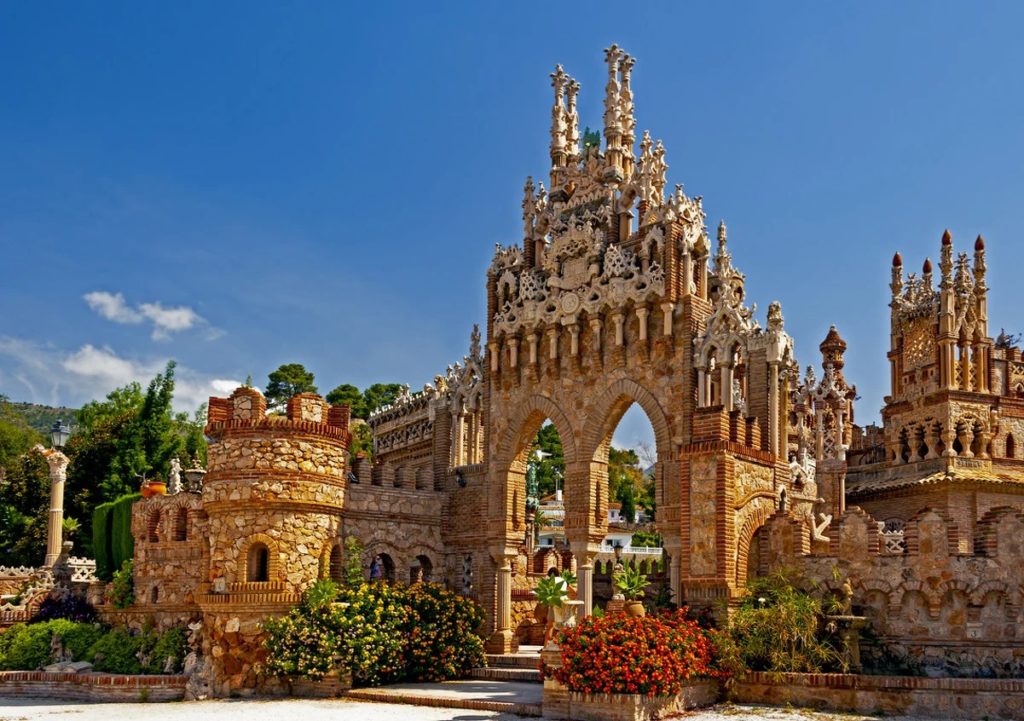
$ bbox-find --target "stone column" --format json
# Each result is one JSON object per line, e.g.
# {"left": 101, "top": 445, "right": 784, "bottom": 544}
{"left": 636, "top": 306, "right": 649, "bottom": 342}
{"left": 768, "top": 362, "right": 780, "bottom": 456}
{"left": 488, "top": 551, "right": 516, "bottom": 653}
{"left": 569, "top": 542, "right": 595, "bottom": 618}
{"left": 44, "top": 450, "right": 70, "bottom": 567}
{"left": 721, "top": 363, "right": 733, "bottom": 409}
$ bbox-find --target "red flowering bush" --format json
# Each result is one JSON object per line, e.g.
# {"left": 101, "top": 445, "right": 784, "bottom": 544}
{"left": 543, "top": 609, "right": 720, "bottom": 696}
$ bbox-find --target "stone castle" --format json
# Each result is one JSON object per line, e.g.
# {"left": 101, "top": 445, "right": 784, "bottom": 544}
{"left": 117, "top": 46, "right": 1024, "bottom": 693}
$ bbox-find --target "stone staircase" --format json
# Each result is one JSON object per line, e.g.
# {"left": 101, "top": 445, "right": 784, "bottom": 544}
{"left": 471, "top": 646, "right": 542, "bottom": 683}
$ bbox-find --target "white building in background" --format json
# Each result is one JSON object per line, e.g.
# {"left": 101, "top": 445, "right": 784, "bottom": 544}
{"left": 536, "top": 489, "right": 662, "bottom": 556}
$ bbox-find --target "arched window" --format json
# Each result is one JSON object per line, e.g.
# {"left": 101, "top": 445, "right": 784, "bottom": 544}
{"left": 174, "top": 508, "right": 188, "bottom": 541}
{"left": 150, "top": 586, "right": 159, "bottom": 604}
{"left": 247, "top": 543, "right": 270, "bottom": 583}
{"left": 1007, "top": 433, "right": 1016, "bottom": 459}
{"left": 328, "top": 544, "right": 343, "bottom": 583}
{"left": 410, "top": 555, "right": 433, "bottom": 584}
{"left": 147, "top": 510, "right": 161, "bottom": 543}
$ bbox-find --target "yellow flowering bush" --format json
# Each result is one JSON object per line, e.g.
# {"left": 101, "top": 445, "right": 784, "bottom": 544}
{"left": 263, "top": 580, "right": 485, "bottom": 686}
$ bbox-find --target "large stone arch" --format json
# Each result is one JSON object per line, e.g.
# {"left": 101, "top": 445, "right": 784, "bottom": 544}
{"left": 495, "top": 393, "right": 578, "bottom": 470}
{"left": 580, "top": 377, "right": 672, "bottom": 463}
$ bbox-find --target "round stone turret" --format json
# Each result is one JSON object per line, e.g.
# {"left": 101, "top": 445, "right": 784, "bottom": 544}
{"left": 203, "top": 387, "right": 352, "bottom": 594}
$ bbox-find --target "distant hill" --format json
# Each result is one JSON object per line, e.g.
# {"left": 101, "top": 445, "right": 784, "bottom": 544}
{"left": 4, "top": 402, "right": 79, "bottom": 435}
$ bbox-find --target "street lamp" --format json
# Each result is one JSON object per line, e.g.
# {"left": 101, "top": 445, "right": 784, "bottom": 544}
{"left": 50, "top": 419, "right": 71, "bottom": 450}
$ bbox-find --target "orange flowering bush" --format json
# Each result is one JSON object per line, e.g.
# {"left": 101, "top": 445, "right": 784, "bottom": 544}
{"left": 542, "top": 609, "right": 720, "bottom": 696}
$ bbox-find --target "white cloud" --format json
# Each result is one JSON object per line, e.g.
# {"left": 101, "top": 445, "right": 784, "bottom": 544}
{"left": 0, "top": 335, "right": 239, "bottom": 412}
{"left": 83, "top": 291, "right": 214, "bottom": 341}
{"left": 83, "top": 291, "right": 143, "bottom": 324}
{"left": 138, "top": 302, "right": 201, "bottom": 340}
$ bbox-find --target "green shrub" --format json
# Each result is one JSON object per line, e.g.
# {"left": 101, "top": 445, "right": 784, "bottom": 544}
{"left": 91, "top": 493, "right": 138, "bottom": 582}
{"left": 0, "top": 620, "right": 104, "bottom": 670}
{"left": 727, "top": 570, "right": 843, "bottom": 673}
{"left": 87, "top": 627, "right": 142, "bottom": 674}
{"left": 110, "top": 494, "right": 138, "bottom": 571}
{"left": 92, "top": 503, "right": 114, "bottom": 580}
{"left": 109, "top": 559, "right": 134, "bottom": 608}
{"left": 404, "top": 582, "right": 485, "bottom": 682}
{"left": 263, "top": 581, "right": 486, "bottom": 687}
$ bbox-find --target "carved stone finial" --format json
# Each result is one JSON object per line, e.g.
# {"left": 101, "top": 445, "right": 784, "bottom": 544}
{"left": 717, "top": 220, "right": 727, "bottom": 247}
{"left": 522, "top": 176, "right": 536, "bottom": 240}
{"left": 470, "top": 324, "right": 481, "bottom": 360}
{"left": 566, "top": 77, "right": 581, "bottom": 160}
{"left": 549, "top": 65, "right": 569, "bottom": 163}
{"left": 603, "top": 45, "right": 623, "bottom": 140}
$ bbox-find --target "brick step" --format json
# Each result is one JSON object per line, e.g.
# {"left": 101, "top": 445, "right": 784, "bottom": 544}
{"left": 485, "top": 653, "right": 542, "bottom": 669}
{"left": 470, "top": 666, "right": 541, "bottom": 683}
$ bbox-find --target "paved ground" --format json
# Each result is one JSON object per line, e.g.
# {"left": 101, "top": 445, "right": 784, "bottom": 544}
{"left": 0, "top": 698, "right": 949, "bottom": 721}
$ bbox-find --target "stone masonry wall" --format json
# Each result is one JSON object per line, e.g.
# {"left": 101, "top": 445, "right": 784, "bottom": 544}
{"left": 766, "top": 504, "right": 1024, "bottom": 676}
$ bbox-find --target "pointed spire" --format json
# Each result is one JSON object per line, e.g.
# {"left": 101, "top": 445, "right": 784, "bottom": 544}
{"left": 940, "top": 228, "right": 954, "bottom": 289}
{"left": 718, "top": 219, "right": 728, "bottom": 247}
{"left": 603, "top": 44, "right": 623, "bottom": 157}
{"left": 637, "top": 130, "right": 656, "bottom": 205}
{"left": 549, "top": 65, "right": 568, "bottom": 167}
{"left": 922, "top": 258, "right": 932, "bottom": 274}
{"left": 522, "top": 176, "right": 536, "bottom": 240}
{"left": 651, "top": 140, "right": 667, "bottom": 202}
{"left": 922, "top": 257, "right": 933, "bottom": 291}
{"left": 619, "top": 52, "right": 636, "bottom": 165}
{"left": 974, "top": 234, "right": 987, "bottom": 288}
{"left": 565, "top": 77, "right": 580, "bottom": 162}
{"left": 890, "top": 252, "right": 903, "bottom": 297}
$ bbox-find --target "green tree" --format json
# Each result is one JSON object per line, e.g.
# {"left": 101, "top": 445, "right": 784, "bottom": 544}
{"left": 0, "top": 398, "right": 43, "bottom": 475}
{"left": 266, "top": 364, "right": 317, "bottom": 411}
{"left": 361, "top": 383, "right": 403, "bottom": 418}
{"left": 529, "top": 423, "right": 564, "bottom": 498}
{"left": 0, "top": 451, "right": 49, "bottom": 566}
{"left": 326, "top": 384, "right": 364, "bottom": 417}
{"left": 349, "top": 421, "right": 373, "bottom": 461}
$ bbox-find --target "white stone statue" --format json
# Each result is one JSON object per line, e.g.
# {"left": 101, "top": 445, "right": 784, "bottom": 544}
{"left": 168, "top": 457, "right": 182, "bottom": 494}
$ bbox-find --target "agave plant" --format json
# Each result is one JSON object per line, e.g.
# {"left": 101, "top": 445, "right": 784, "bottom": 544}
{"left": 614, "top": 565, "right": 650, "bottom": 601}
{"left": 534, "top": 575, "right": 568, "bottom": 608}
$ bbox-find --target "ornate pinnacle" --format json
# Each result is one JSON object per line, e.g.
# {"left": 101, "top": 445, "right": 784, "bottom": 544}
{"left": 619, "top": 53, "right": 636, "bottom": 149}
{"left": 566, "top": 77, "right": 581, "bottom": 160}
{"left": 940, "top": 229, "right": 954, "bottom": 288}
{"left": 974, "top": 235, "right": 987, "bottom": 288}
{"left": 717, "top": 220, "right": 728, "bottom": 247}
{"left": 890, "top": 252, "right": 903, "bottom": 297}
{"left": 470, "top": 324, "right": 481, "bottom": 360}
{"left": 603, "top": 45, "right": 623, "bottom": 139}
{"left": 653, "top": 140, "right": 667, "bottom": 200}
{"left": 549, "top": 65, "right": 568, "bottom": 162}
{"left": 522, "top": 176, "right": 536, "bottom": 239}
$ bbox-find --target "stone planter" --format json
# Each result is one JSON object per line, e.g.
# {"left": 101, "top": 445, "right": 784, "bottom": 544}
{"left": 289, "top": 670, "right": 351, "bottom": 698}
{"left": 547, "top": 680, "right": 719, "bottom": 720}
{"left": 624, "top": 600, "right": 645, "bottom": 617}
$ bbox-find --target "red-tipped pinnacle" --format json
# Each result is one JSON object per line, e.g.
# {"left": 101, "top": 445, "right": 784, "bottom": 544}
{"left": 942, "top": 229, "right": 952, "bottom": 246}
{"left": 975, "top": 235, "right": 985, "bottom": 251}
{"left": 923, "top": 258, "right": 932, "bottom": 273}
{"left": 892, "top": 252, "right": 903, "bottom": 267}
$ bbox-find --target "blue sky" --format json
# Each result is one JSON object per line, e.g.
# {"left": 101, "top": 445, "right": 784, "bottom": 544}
{"left": 2, "top": 2, "right": 1023, "bottom": 449}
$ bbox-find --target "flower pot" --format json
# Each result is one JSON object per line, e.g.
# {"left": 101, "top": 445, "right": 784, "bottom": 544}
{"left": 624, "top": 600, "right": 646, "bottom": 617}
{"left": 140, "top": 480, "right": 167, "bottom": 498}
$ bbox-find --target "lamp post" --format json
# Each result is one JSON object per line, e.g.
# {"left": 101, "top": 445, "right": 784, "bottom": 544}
{"left": 43, "top": 419, "right": 72, "bottom": 567}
